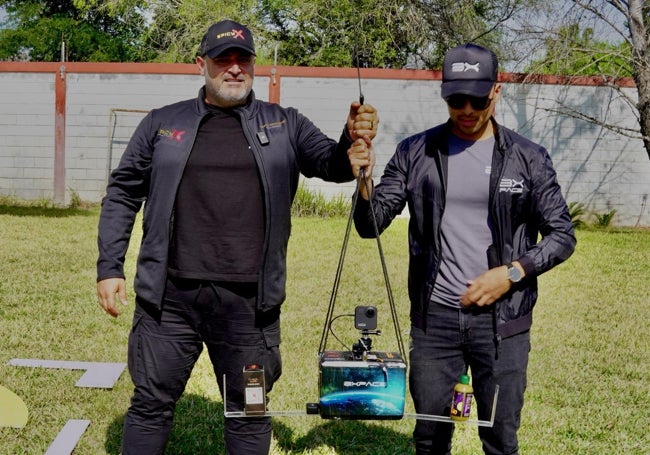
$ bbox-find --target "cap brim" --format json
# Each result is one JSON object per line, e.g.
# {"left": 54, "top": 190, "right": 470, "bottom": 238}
{"left": 441, "top": 80, "right": 494, "bottom": 99}
{"left": 205, "top": 44, "right": 256, "bottom": 58}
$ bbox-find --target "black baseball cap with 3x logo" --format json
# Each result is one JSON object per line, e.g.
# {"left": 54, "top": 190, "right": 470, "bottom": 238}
{"left": 441, "top": 43, "right": 498, "bottom": 99}
{"left": 199, "top": 20, "right": 256, "bottom": 58}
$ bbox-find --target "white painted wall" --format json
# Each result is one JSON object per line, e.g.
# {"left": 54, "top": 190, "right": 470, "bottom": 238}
{"left": 0, "top": 72, "right": 56, "bottom": 200}
{"left": 0, "top": 69, "right": 648, "bottom": 226}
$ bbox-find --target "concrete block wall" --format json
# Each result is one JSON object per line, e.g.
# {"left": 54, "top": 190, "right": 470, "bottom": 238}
{"left": 499, "top": 82, "right": 649, "bottom": 226}
{"left": 0, "top": 72, "right": 56, "bottom": 200}
{"left": 0, "top": 63, "right": 648, "bottom": 226}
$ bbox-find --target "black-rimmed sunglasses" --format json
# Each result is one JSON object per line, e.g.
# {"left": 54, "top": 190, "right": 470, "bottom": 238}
{"left": 445, "top": 94, "right": 492, "bottom": 110}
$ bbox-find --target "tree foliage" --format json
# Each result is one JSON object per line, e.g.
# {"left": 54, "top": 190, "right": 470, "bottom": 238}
{"left": 406, "top": 0, "right": 523, "bottom": 68}
{"left": 526, "top": 22, "right": 632, "bottom": 77}
{"left": 0, "top": 0, "right": 147, "bottom": 61}
{"left": 257, "top": 0, "right": 415, "bottom": 68}
{"left": 138, "top": 0, "right": 260, "bottom": 63}
{"left": 1, "top": 0, "right": 530, "bottom": 67}
{"left": 513, "top": 0, "right": 650, "bottom": 161}
{"left": 258, "top": 0, "right": 527, "bottom": 69}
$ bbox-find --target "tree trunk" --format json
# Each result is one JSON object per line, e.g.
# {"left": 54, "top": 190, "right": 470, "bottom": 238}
{"left": 627, "top": 0, "right": 650, "bottom": 161}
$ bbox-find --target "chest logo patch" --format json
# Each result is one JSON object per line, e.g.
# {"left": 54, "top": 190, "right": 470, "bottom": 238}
{"left": 499, "top": 178, "right": 525, "bottom": 193}
{"left": 158, "top": 128, "right": 186, "bottom": 142}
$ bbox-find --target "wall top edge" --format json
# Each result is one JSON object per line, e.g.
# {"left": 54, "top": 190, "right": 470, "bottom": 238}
{"left": 0, "top": 61, "right": 636, "bottom": 88}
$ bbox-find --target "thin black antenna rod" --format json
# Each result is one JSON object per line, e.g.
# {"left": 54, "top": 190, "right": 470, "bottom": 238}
{"left": 355, "top": 39, "right": 364, "bottom": 105}
{"left": 352, "top": 0, "right": 364, "bottom": 105}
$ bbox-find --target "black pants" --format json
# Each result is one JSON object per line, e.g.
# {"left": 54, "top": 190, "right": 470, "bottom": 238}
{"left": 122, "top": 277, "right": 282, "bottom": 455}
{"left": 410, "top": 303, "right": 530, "bottom": 455}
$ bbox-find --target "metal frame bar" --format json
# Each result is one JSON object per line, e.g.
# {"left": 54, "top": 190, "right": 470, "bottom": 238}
{"left": 222, "top": 375, "right": 498, "bottom": 428}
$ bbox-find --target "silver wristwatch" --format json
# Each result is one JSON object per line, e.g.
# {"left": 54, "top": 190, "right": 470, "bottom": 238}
{"left": 506, "top": 263, "right": 522, "bottom": 283}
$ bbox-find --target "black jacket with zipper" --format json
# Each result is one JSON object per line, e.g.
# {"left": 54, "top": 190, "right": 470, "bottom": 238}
{"left": 354, "top": 119, "right": 576, "bottom": 338}
{"left": 97, "top": 87, "right": 354, "bottom": 311}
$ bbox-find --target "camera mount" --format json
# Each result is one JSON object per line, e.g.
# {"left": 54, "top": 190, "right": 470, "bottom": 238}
{"left": 352, "top": 328, "right": 381, "bottom": 360}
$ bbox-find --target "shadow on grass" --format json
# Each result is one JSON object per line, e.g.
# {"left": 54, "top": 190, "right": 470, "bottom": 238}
{"left": 104, "top": 394, "right": 227, "bottom": 454}
{"left": 104, "top": 394, "right": 413, "bottom": 454}
{"left": 273, "top": 418, "right": 414, "bottom": 455}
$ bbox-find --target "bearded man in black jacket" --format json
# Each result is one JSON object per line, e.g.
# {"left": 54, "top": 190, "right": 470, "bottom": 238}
{"left": 97, "top": 20, "right": 378, "bottom": 455}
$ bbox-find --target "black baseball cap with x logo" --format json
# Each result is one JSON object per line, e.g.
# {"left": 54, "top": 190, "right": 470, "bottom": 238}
{"left": 199, "top": 20, "right": 256, "bottom": 58}
{"left": 441, "top": 43, "right": 498, "bottom": 99}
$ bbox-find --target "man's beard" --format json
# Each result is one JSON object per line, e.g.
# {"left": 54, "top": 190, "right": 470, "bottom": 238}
{"left": 212, "top": 84, "right": 250, "bottom": 108}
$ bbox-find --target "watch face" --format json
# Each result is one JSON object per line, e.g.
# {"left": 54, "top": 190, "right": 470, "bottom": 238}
{"left": 508, "top": 265, "right": 522, "bottom": 282}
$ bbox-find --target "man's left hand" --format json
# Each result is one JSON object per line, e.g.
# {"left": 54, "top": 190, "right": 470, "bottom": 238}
{"left": 348, "top": 102, "right": 378, "bottom": 141}
{"left": 460, "top": 265, "right": 515, "bottom": 307}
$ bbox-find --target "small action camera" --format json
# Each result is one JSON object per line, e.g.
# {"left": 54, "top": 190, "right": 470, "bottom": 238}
{"left": 354, "top": 305, "right": 377, "bottom": 330}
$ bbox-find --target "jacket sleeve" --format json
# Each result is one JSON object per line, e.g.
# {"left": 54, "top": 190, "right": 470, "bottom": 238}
{"left": 96, "top": 112, "right": 154, "bottom": 281}
{"left": 293, "top": 110, "right": 354, "bottom": 183}
{"left": 354, "top": 139, "right": 410, "bottom": 238}
{"left": 518, "top": 147, "right": 576, "bottom": 277}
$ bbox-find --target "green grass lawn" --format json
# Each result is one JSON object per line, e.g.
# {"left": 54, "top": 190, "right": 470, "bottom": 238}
{"left": 0, "top": 206, "right": 648, "bottom": 454}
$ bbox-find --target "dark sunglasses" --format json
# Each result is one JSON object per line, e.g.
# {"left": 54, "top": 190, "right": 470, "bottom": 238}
{"left": 445, "top": 94, "right": 492, "bottom": 110}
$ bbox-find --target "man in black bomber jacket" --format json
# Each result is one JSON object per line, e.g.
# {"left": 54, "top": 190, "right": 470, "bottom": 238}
{"left": 347, "top": 43, "right": 575, "bottom": 454}
{"left": 96, "top": 20, "right": 378, "bottom": 455}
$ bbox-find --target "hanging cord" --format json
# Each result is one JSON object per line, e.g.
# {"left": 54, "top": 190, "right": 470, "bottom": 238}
{"left": 317, "top": 173, "right": 360, "bottom": 354}
{"left": 318, "top": 168, "right": 407, "bottom": 364}
{"left": 363, "top": 169, "right": 407, "bottom": 362}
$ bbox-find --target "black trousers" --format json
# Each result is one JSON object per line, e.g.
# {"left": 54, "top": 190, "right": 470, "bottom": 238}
{"left": 410, "top": 303, "right": 530, "bottom": 455}
{"left": 122, "top": 277, "right": 282, "bottom": 455}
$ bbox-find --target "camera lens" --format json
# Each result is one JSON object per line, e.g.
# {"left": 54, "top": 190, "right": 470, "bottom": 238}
{"left": 366, "top": 307, "right": 376, "bottom": 318}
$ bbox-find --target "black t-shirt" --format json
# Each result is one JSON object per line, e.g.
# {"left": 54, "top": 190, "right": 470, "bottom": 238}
{"left": 167, "top": 106, "right": 264, "bottom": 282}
